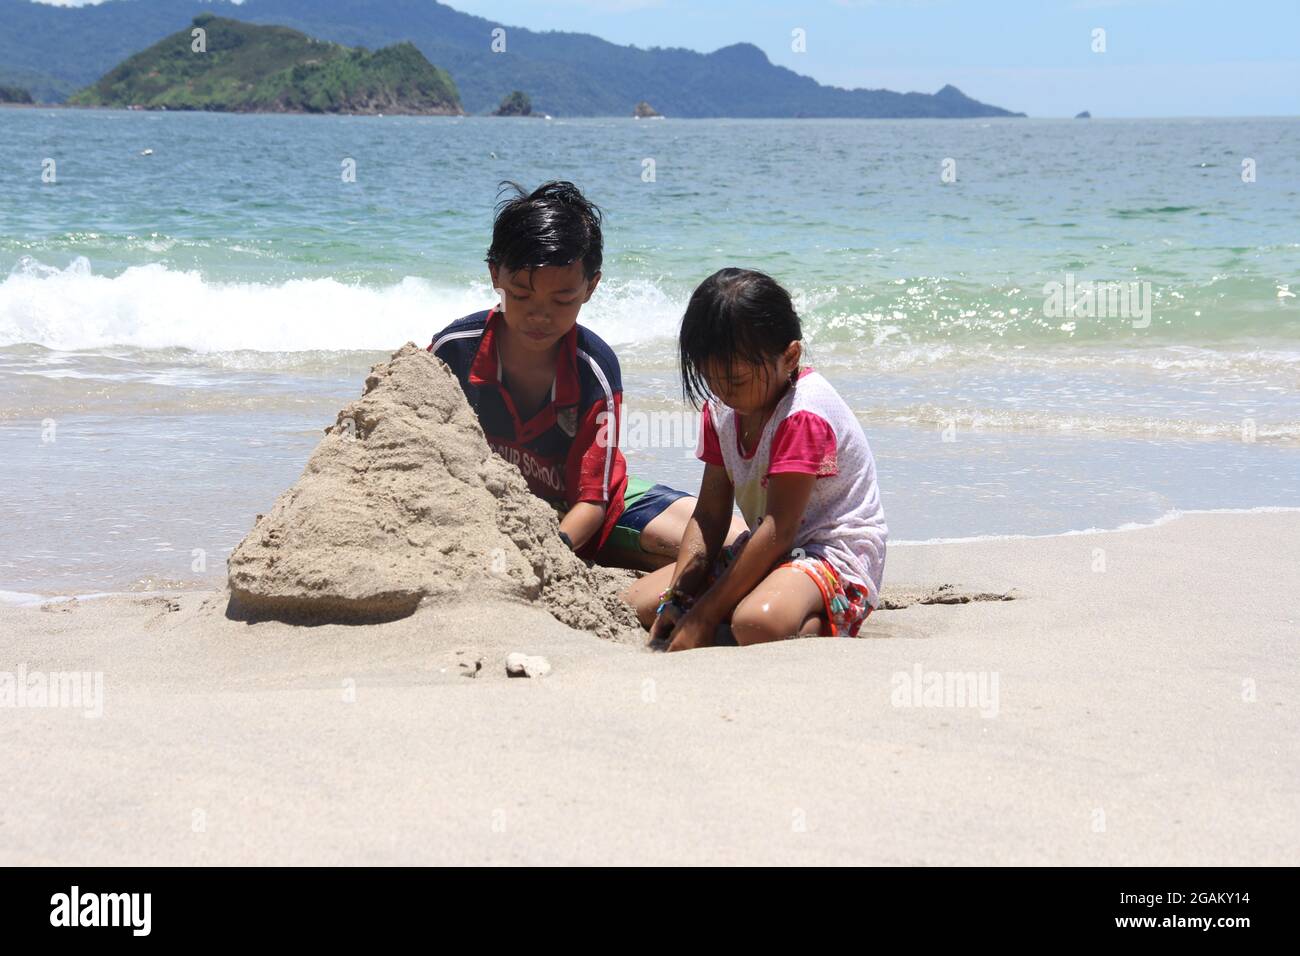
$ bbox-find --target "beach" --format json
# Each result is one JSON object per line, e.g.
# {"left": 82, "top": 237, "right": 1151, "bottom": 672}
{"left": 3, "top": 508, "right": 1295, "bottom": 866}
{"left": 3, "top": 109, "right": 1298, "bottom": 868}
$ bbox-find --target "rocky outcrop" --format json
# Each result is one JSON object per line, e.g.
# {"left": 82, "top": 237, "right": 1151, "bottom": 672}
{"left": 493, "top": 90, "right": 532, "bottom": 116}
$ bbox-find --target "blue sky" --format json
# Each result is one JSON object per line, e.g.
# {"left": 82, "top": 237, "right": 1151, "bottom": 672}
{"left": 34, "top": 0, "right": 1300, "bottom": 116}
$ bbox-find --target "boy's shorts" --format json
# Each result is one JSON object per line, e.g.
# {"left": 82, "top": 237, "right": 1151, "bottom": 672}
{"left": 708, "top": 530, "right": 873, "bottom": 637}
{"left": 606, "top": 475, "right": 691, "bottom": 556}
{"left": 548, "top": 476, "right": 690, "bottom": 557}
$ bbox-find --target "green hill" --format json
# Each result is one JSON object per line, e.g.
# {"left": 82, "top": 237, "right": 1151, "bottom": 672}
{"left": 67, "top": 14, "right": 462, "bottom": 114}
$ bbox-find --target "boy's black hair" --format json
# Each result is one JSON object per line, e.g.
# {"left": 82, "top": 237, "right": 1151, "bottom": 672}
{"left": 679, "top": 268, "right": 803, "bottom": 410}
{"left": 485, "top": 180, "right": 603, "bottom": 281}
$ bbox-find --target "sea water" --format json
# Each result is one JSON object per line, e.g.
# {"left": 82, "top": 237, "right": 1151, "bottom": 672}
{"left": 1, "top": 110, "right": 1297, "bottom": 594}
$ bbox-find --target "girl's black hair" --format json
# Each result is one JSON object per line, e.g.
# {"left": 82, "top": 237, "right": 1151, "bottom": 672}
{"left": 485, "top": 180, "right": 603, "bottom": 280}
{"left": 679, "top": 268, "right": 803, "bottom": 409}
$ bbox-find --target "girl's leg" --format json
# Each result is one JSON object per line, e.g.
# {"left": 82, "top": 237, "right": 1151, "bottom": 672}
{"left": 639, "top": 496, "right": 747, "bottom": 559}
{"left": 797, "top": 613, "right": 827, "bottom": 636}
{"left": 729, "top": 565, "right": 829, "bottom": 645}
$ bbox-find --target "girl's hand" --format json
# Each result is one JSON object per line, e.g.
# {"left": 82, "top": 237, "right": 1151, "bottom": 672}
{"left": 666, "top": 608, "right": 720, "bottom": 653}
{"left": 647, "top": 603, "right": 681, "bottom": 650}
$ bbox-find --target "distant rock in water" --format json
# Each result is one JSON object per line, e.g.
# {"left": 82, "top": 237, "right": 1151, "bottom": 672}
{"left": 67, "top": 15, "right": 462, "bottom": 115}
{"left": 929, "top": 84, "right": 1021, "bottom": 118}
{"left": 633, "top": 101, "right": 661, "bottom": 118}
{"left": 493, "top": 90, "right": 532, "bottom": 116}
{"left": 1075, "top": 110, "right": 1092, "bottom": 119}
{"left": 225, "top": 343, "right": 640, "bottom": 641}
{"left": 0, "top": 85, "right": 34, "bottom": 104}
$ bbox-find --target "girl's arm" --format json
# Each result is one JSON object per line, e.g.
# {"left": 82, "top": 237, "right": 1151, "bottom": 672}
{"left": 674, "top": 472, "right": 815, "bottom": 641}
{"left": 667, "top": 463, "right": 735, "bottom": 599}
{"left": 647, "top": 464, "right": 733, "bottom": 646}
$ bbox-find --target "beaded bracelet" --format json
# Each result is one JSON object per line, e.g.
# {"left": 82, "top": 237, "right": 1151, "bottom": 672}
{"left": 655, "top": 585, "right": 694, "bottom": 618}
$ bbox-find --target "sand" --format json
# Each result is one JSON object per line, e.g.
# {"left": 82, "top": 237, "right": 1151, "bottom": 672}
{"left": 226, "top": 342, "right": 640, "bottom": 641}
{"left": 2, "top": 509, "right": 1296, "bottom": 865}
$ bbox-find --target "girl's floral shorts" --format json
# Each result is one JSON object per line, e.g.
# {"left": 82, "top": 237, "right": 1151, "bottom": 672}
{"left": 709, "top": 530, "right": 873, "bottom": 637}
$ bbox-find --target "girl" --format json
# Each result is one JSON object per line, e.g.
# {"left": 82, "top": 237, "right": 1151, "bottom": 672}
{"left": 624, "top": 268, "right": 888, "bottom": 651}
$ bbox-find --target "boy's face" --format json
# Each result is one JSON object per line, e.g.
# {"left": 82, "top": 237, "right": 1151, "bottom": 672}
{"left": 703, "top": 342, "right": 802, "bottom": 415}
{"left": 490, "top": 261, "right": 600, "bottom": 354}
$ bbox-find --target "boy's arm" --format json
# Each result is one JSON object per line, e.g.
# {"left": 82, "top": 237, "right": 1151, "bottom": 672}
{"left": 559, "top": 501, "right": 606, "bottom": 552}
{"left": 429, "top": 327, "right": 474, "bottom": 404}
{"left": 562, "top": 393, "right": 624, "bottom": 555}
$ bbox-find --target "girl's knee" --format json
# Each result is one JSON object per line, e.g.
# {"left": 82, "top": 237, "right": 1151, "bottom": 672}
{"left": 730, "top": 598, "right": 785, "bottom": 645}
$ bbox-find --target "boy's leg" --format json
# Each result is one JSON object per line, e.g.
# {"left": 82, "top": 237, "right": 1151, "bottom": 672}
{"left": 596, "top": 539, "right": 672, "bottom": 572}
{"left": 620, "top": 563, "right": 676, "bottom": 629}
{"left": 730, "top": 566, "right": 829, "bottom": 645}
{"left": 600, "top": 479, "right": 750, "bottom": 571}
{"left": 639, "top": 496, "right": 747, "bottom": 558}
{"left": 597, "top": 477, "right": 675, "bottom": 572}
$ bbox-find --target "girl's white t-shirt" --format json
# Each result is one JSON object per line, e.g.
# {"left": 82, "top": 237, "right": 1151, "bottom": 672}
{"left": 695, "top": 367, "right": 888, "bottom": 606}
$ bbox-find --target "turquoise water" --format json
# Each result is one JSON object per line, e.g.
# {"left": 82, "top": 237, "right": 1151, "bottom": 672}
{"left": 1, "top": 110, "right": 1298, "bottom": 594}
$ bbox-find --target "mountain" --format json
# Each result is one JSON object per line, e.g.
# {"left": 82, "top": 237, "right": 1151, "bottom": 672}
{"left": 67, "top": 15, "right": 461, "bottom": 114}
{"left": 0, "top": 0, "right": 1024, "bottom": 117}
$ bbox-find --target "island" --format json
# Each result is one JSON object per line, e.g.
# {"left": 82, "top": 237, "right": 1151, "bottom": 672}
{"left": 1075, "top": 110, "right": 1092, "bottom": 119}
{"left": 0, "top": 85, "right": 34, "bottom": 105}
{"left": 492, "top": 91, "right": 532, "bottom": 117}
{"left": 633, "top": 101, "right": 662, "bottom": 119}
{"left": 67, "top": 15, "right": 462, "bottom": 115}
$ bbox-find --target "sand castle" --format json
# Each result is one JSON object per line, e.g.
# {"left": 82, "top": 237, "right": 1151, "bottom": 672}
{"left": 225, "top": 342, "right": 641, "bottom": 642}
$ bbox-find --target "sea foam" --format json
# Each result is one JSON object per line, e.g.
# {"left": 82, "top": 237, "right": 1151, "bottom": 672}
{"left": 0, "top": 257, "right": 683, "bottom": 352}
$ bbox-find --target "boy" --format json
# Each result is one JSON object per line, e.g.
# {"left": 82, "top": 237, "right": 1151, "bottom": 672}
{"left": 428, "top": 181, "right": 743, "bottom": 569}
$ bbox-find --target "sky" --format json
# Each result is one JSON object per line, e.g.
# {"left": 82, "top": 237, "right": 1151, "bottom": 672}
{"left": 31, "top": 0, "right": 1300, "bottom": 117}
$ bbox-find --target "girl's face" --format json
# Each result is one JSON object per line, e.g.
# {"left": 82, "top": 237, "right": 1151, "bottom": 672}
{"left": 703, "top": 341, "right": 802, "bottom": 414}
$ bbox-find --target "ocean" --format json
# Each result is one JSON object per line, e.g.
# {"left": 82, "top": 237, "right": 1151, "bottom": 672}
{"left": 2, "top": 110, "right": 1297, "bottom": 597}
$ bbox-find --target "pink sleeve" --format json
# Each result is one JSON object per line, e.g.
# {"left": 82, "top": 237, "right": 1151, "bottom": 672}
{"left": 768, "top": 411, "right": 838, "bottom": 478}
{"left": 696, "top": 402, "right": 725, "bottom": 466}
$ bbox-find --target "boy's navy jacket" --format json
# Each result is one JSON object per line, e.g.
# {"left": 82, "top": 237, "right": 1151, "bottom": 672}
{"left": 428, "top": 306, "right": 628, "bottom": 560}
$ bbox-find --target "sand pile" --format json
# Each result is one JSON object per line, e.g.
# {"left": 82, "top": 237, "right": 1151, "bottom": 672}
{"left": 225, "top": 342, "right": 641, "bottom": 642}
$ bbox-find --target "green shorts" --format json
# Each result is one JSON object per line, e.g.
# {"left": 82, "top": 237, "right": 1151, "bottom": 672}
{"left": 605, "top": 476, "right": 691, "bottom": 555}
{"left": 548, "top": 476, "right": 691, "bottom": 554}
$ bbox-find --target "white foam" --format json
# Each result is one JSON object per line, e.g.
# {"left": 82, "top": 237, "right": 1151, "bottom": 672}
{"left": 891, "top": 506, "right": 1300, "bottom": 546}
{"left": 0, "top": 588, "right": 175, "bottom": 608}
{"left": 0, "top": 590, "right": 54, "bottom": 607}
{"left": 0, "top": 257, "right": 684, "bottom": 352}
